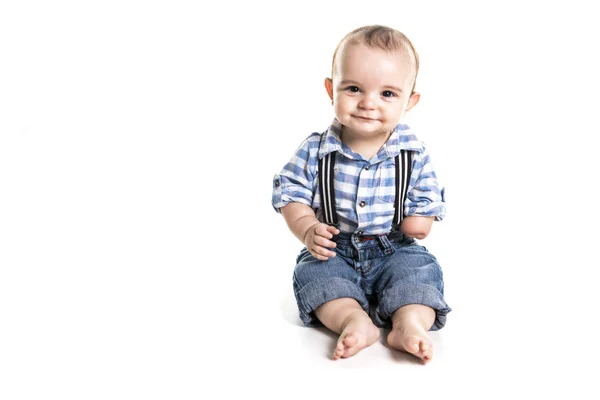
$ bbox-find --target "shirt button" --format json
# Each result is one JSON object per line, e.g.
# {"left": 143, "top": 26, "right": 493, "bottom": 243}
{"left": 359, "top": 201, "right": 366, "bottom": 208}
{"left": 357, "top": 230, "right": 363, "bottom": 235}
{"left": 365, "top": 166, "right": 370, "bottom": 170}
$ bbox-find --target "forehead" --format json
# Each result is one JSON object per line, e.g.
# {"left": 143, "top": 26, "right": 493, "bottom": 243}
{"left": 334, "top": 41, "right": 414, "bottom": 83}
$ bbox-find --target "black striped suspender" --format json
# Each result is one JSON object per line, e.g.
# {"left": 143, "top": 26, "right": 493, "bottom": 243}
{"left": 318, "top": 150, "right": 413, "bottom": 230}
{"left": 318, "top": 151, "right": 339, "bottom": 226}
{"left": 392, "top": 149, "right": 413, "bottom": 229}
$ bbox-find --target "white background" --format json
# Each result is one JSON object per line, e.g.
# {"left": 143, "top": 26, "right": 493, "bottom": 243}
{"left": 1, "top": 1, "right": 599, "bottom": 398}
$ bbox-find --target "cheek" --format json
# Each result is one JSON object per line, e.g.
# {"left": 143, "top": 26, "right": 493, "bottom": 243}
{"left": 334, "top": 104, "right": 349, "bottom": 120}
{"left": 385, "top": 104, "right": 404, "bottom": 118}
{"left": 334, "top": 97, "right": 351, "bottom": 112}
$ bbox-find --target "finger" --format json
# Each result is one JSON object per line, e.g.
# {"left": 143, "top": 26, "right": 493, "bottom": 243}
{"left": 310, "top": 252, "right": 329, "bottom": 261}
{"left": 308, "top": 245, "right": 329, "bottom": 260}
{"left": 314, "top": 224, "right": 332, "bottom": 239}
{"left": 312, "top": 245, "right": 337, "bottom": 259}
{"left": 325, "top": 225, "right": 340, "bottom": 236}
{"left": 314, "top": 235, "right": 336, "bottom": 249}
{"left": 317, "top": 224, "right": 338, "bottom": 239}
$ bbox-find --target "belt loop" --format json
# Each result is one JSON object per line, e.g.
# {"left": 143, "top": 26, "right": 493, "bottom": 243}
{"left": 378, "top": 234, "right": 394, "bottom": 255}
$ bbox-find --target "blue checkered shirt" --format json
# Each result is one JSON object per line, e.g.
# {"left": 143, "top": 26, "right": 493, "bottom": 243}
{"left": 272, "top": 119, "right": 446, "bottom": 235}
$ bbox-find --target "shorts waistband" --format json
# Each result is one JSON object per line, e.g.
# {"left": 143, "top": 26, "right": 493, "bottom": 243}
{"left": 334, "top": 230, "right": 406, "bottom": 244}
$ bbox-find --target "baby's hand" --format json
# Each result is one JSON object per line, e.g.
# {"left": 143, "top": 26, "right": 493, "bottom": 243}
{"left": 304, "top": 223, "right": 340, "bottom": 261}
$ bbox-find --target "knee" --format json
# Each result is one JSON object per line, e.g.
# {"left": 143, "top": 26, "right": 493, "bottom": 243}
{"left": 293, "top": 259, "right": 330, "bottom": 287}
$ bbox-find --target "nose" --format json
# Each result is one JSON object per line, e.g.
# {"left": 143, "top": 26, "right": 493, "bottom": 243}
{"left": 358, "top": 93, "right": 377, "bottom": 110}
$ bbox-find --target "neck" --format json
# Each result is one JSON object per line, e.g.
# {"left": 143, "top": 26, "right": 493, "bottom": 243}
{"left": 341, "top": 128, "right": 392, "bottom": 160}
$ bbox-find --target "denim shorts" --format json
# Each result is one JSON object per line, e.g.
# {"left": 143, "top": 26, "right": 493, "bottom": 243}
{"left": 292, "top": 231, "right": 451, "bottom": 330}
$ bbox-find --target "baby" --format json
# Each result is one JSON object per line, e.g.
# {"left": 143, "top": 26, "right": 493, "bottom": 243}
{"left": 272, "top": 25, "right": 450, "bottom": 363}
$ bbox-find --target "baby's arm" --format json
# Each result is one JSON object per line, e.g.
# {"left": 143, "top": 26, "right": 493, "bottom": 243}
{"left": 402, "top": 143, "right": 445, "bottom": 239}
{"left": 401, "top": 216, "right": 435, "bottom": 240}
{"left": 281, "top": 202, "right": 340, "bottom": 261}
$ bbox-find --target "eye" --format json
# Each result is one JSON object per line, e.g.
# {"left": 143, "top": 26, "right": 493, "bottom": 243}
{"left": 382, "top": 90, "right": 396, "bottom": 98}
{"left": 345, "top": 86, "right": 360, "bottom": 93}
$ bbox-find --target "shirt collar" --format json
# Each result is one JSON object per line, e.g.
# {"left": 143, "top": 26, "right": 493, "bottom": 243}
{"left": 318, "top": 119, "right": 423, "bottom": 160}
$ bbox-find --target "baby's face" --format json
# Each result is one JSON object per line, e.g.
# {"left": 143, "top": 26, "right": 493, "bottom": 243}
{"left": 331, "top": 42, "right": 417, "bottom": 139}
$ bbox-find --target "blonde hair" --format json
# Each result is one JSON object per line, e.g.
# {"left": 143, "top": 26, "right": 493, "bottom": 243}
{"left": 331, "top": 25, "right": 420, "bottom": 94}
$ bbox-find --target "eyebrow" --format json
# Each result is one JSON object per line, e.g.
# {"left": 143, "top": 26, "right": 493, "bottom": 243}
{"left": 339, "top": 80, "right": 404, "bottom": 93}
{"left": 383, "top": 85, "right": 404, "bottom": 93}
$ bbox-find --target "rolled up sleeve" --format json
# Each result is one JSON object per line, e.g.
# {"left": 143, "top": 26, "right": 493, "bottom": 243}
{"left": 271, "top": 136, "right": 319, "bottom": 213}
{"left": 404, "top": 146, "right": 447, "bottom": 221}
{"left": 272, "top": 173, "right": 314, "bottom": 212}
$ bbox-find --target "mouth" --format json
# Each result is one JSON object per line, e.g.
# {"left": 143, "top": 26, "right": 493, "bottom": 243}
{"left": 353, "top": 115, "right": 378, "bottom": 122}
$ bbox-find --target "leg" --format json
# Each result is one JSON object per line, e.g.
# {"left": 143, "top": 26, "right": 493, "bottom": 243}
{"left": 315, "top": 297, "right": 380, "bottom": 360}
{"left": 372, "top": 243, "right": 450, "bottom": 363}
{"left": 387, "top": 304, "right": 436, "bottom": 363}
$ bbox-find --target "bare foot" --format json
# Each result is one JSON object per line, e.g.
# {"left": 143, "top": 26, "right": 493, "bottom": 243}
{"left": 387, "top": 323, "right": 433, "bottom": 363}
{"left": 332, "top": 312, "right": 380, "bottom": 360}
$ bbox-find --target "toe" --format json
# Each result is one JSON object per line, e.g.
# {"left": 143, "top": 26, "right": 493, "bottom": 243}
{"left": 343, "top": 334, "right": 358, "bottom": 348}
{"left": 404, "top": 337, "right": 420, "bottom": 354}
{"left": 422, "top": 352, "right": 432, "bottom": 363}
{"left": 333, "top": 334, "right": 350, "bottom": 360}
{"left": 333, "top": 348, "right": 343, "bottom": 360}
{"left": 419, "top": 341, "right": 433, "bottom": 362}
{"left": 420, "top": 341, "right": 432, "bottom": 351}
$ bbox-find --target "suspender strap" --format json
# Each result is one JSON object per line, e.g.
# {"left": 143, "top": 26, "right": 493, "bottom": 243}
{"left": 318, "top": 152, "right": 339, "bottom": 225}
{"left": 392, "top": 150, "right": 413, "bottom": 230}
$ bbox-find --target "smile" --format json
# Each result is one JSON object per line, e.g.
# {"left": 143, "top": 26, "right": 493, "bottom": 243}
{"left": 353, "top": 115, "right": 378, "bottom": 121}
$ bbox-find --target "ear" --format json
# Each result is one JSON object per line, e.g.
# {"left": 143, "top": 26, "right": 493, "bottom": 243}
{"left": 405, "top": 92, "right": 420, "bottom": 112}
{"left": 324, "top": 78, "right": 334, "bottom": 101}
